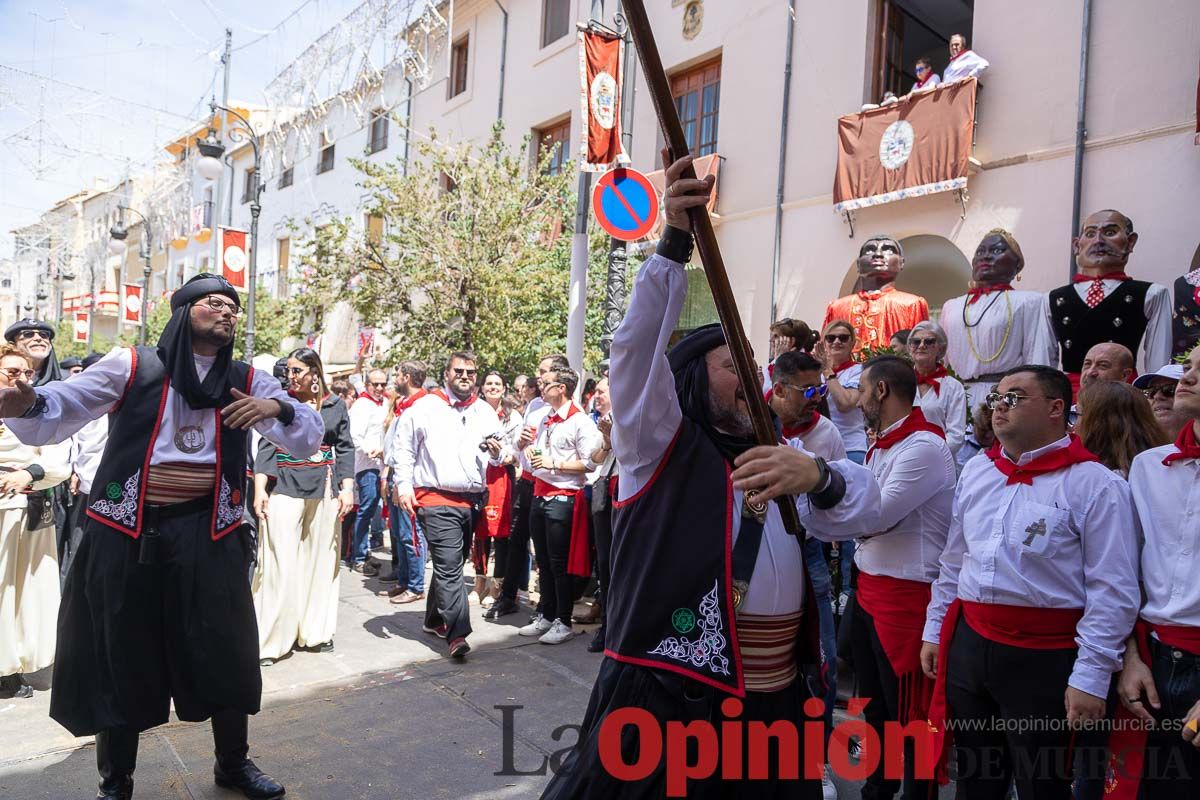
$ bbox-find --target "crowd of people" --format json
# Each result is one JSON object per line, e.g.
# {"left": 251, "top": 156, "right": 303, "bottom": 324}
{"left": 0, "top": 155, "right": 1198, "bottom": 799}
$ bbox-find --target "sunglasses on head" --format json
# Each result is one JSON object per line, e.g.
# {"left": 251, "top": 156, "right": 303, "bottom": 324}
{"left": 824, "top": 333, "right": 852, "bottom": 344}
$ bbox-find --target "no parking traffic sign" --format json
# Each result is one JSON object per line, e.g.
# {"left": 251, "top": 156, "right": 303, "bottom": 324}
{"left": 591, "top": 167, "right": 660, "bottom": 241}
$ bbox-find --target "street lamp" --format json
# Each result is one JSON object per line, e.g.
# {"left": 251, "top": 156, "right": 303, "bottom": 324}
{"left": 109, "top": 206, "right": 152, "bottom": 345}
{"left": 195, "top": 100, "right": 262, "bottom": 359}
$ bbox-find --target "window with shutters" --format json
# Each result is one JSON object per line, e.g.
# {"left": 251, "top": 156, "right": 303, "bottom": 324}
{"left": 368, "top": 110, "right": 388, "bottom": 154}
{"left": 317, "top": 133, "right": 335, "bottom": 174}
{"left": 671, "top": 58, "right": 721, "bottom": 157}
{"left": 541, "top": 0, "right": 571, "bottom": 48}
{"left": 534, "top": 119, "right": 571, "bottom": 175}
{"left": 449, "top": 37, "right": 469, "bottom": 99}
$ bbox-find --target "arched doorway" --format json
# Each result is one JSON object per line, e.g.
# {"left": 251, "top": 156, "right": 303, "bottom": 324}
{"left": 837, "top": 234, "right": 972, "bottom": 320}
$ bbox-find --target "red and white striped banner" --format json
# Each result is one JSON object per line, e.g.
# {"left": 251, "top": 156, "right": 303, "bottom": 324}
{"left": 73, "top": 312, "right": 89, "bottom": 343}
{"left": 220, "top": 227, "right": 249, "bottom": 289}
{"left": 121, "top": 283, "right": 142, "bottom": 324}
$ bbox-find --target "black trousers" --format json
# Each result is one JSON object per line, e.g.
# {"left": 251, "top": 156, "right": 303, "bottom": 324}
{"left": 592, "top": 495, "right": 613, "bottom": 625}
{"left": 849, "top": 605, "right": 935, "bottom": 800}
{"left": 500, "top": 478, "right": 535, "bottom": 603}
{"left": 50, "top": 502, "right": 260, "bottom": 736}
{"left": 1140, "top": 638, "right": 1200, "bottom": 799}
{"left": 58, "top": 489, "right": 87, "bottom": 587}
{"left": 417, "top": 505, "right": 474, "bottom": 642}
{"left": 947, "top": 618, "right": 1107, "bottom": 800}
{"left": 529, "top": 495, "right": 575, "bottom": 627}
{"left": 541, "top": 658, "right": 821, "bottom": 799}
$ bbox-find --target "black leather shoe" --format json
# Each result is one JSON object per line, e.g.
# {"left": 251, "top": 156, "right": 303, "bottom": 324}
{"left": 587, "top": 626, "right": 606, "bottom": 653}
{"left": 483, "top": 597, "right": 519, "bottom": 620}
{"left": 214, "top": 758, "right": 285, "bottom": 799}
{"left": 96, "top": 777, "right": 133, "bottom": 800}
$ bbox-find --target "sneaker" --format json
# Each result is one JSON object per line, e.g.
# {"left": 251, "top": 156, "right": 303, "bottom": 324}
{"left": 390, "top": 590, "right": 425, "bottom": 605}
{"left": 448, "top": 637, "right": 471, "bottom": 659}
{"left": 518, "top": 614, "right": 553, "bottom": 637}
{"left": 422, "top": 623, "right": 449, "bottom": 639}
{"left": 539, "top": 619, "right": 575, "bottom": 645}
{"left": 821, "top": 764, "right": 838, "bottom": 800}
{"left": 484, "top": 597, "right": 519, "bottom": 620}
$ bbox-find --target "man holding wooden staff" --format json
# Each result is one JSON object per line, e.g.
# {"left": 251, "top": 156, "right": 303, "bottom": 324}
{"left": 541, "top": 156, "right": 880, "bottom": 799}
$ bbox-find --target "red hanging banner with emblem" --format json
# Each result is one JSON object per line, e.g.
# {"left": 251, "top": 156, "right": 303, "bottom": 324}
{"left": 121, "top": 283, "right": 142, "bottom": 324}
{"left": 578, "top": 28, "right": 628, "bottom": 172}
{"left": 73, "top": 312, "right": 89, "bottom": 343}
{"left": 220, "top": 227, "right": 249, "bottom": 289}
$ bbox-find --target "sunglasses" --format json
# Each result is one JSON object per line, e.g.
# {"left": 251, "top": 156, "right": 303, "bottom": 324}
{"left": 824, "top": 333, "right": 852, "bottom": 344}
{"left": 985, "top": 392, "right": 1046, "bottom": 410}
{"left": 1142, "top": 384, "right": 1176, "bottom": 400}
{"left": 202, "top": 296, "right": 241, "bottom": 316}
{"left": 909, "top": 337, "right": 940, "bottom": 348}
{"left": 451, "top": 368, "right": 478, "bottom": 378}
{"left": 286, "top": 367, "right": 310, "bottom": 376}
{"left": 1, "top": 367, "right": 35, "bottom": 380}
{"left": 778, "top": 382, "right": 828, "bottom": 400}
{"left": 16, "top": 330, "right": 49, "bottom": 341}
{"left": 370, "top": 381, "right": 388, "bottom": 388}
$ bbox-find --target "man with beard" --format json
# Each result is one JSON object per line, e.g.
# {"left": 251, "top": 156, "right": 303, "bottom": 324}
{"left": 4, "top": 318, "right": 64, "bottom": 386}
{"left": 1045, "top": 210, "right": 1172, "bottom": 392}
{"left": 941, "top": 229, "right": 1057, "bottom": 412}
{"left": 823, "top": 237, "right": 929, "bottom": 357}
{"left": 0, "top": 274, "right": 323, "bottom": 800}
{"left": 541, "top": 155, "right": 880, "bottom": 799}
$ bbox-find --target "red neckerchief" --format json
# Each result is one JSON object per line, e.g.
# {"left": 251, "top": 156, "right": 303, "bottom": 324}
{"left": 915, "top": 73, "right": 933, "bottom": 89}
{"left": 866, "top": 407, "right": 946, "bottom": 462}
{"left": 358, "top": 392, "right": 382, "bottom": 406}
{"left": 1163, "top": 423, "right": 1200, "bottom": 466}
{"left": 949, "top": 48, "right": 973, "bottom": 63}
{"left": 1071, "top": 271, "right": 1132, "bottom": 284}
{"left": 396, "top": 388, "right": 427, "bottom": 414}
{"left": 857, "top": 283, "right": 896, "bottom": 302}
{"left": 431, "top": 388, "right": 478, "bottom": 411}
{"left": 782, "top": 411, "right": 821, "bottom": 439}
{"left": 833, "top": 360, "right": 856, "bottom": 376}
{"left": 546, "top": 402, "right": 581, "bottom": 427}
{"left": 987, "top": 434, "right": 1099, "bottom": 485}
{"left": 916, "top": 365, "right": 950, "bottom": 397}
{"left": 966, "top": 283, "right": 1013, "bottom": 304}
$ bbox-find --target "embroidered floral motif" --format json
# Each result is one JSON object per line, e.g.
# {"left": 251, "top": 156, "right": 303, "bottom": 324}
{"left": 215, "top": 475, "right": 242, "bottom": 530}
{"left": 648, "top": 580, "right": 730, "bottom": 676}
{"left": 91, "top": 470, "right": 140, "bottom": 528}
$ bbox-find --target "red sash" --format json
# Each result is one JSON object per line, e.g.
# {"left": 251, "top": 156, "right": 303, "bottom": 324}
{"left": 925, "top": 599, "right": 1083, "bottom": 783}
{"left": 1105, "top": 619, "right": 1200, "bottom": 799}
{"left": 857, "top": 572, "right": 934, "bottom": 725}
{"left": 414, "top": 487, "right": 473, "bottom": 508}
{"left": 477, "top": 464, "right": 513, "bottom": 539}
{"left": 534, "top": 478, "right": 591, "bottom": 578}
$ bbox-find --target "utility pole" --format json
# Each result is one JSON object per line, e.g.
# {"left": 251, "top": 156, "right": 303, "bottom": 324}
{"left": 600, "top": 1, "right": 637, "bottom": 358}
{"left": 211, "top": 28, "right": 232, "bottom": 272}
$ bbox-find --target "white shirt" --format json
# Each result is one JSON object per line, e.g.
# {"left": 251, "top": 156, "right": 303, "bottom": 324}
{"left": 826, "top": 364, "right": 868, "bottom": 454}
{"left": 1129, "top": 439, "right": 1200, "bottom": 628}
{"left": 786, "top": 415, "right": 847, "bottom": 463}
{"left": 69, "top": 415, "right": 109, "bottom": 494}
{"left": 943, "top": 290, "right": 1057, "bottom": 383}
{"left": 391, "top": 389, "right": 503, "bottom": 497}
{"left": 348, "top": 393, "right": 386, "bottom": 474}
{"left": 943, "top": 50, "right": 989, "bottom": 82}
{"left": 914, "top": 374, "right": 967, "bottom": 455}
{"left": 6, "top": 347, "right": 322, "bottom": 467}
{"left": 529, "top": 399, "right": 603, "bottom": 492}
{"left": 805, "top": 416, "right": 955, "bottom": 582}
{"left": 0, "top": 426, "right": 70, "bottom": 511}
{"left": 1042, "top": 280, "right": 1173, "bottom": 374}
{"left": 910, "top": 73, "right": 941, "bottom": 93}
{"left": 509, "top": 397, "right": 551, "bottom": 477}
{"left": 611, "top": 253, "right": 881, "bottom": 616}
{"left": 923, "top": 435, "right": 1141, "bottom": 699}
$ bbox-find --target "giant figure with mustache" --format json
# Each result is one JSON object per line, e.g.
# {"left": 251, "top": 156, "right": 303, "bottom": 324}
{"left": 1045, "top": 209, "right": 1172, "bottom": 394}
{"left": 823, "top": 236, "right": 929, "bottom": 357}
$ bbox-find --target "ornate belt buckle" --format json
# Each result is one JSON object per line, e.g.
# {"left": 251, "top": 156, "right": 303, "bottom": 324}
{"left": 731, "top": 579, "right": 749, "bottom": 611}
{"left": 743, "top": 489, "right": 767, "bottom": 524}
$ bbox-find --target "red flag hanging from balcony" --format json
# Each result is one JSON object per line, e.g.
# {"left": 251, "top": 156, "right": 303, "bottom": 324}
{"left": 122, "top": 283, "right": 142, "bottom": 324}
{"left": 833, "top": 78, "right": 977, "bottom": 213}
{"left": 578, "top": 28, "right": 628, "bottom": 172}
{"left": 73, "top": 312, "right": 89, "bottom": 344}
{"left": 220, "top": 227, "right": 249, "bottom": 289}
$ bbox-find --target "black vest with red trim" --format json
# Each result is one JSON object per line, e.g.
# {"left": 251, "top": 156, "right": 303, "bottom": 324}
{"left": 86, "top": 345, "right": 252, "bottom": 541}
{"left": 607, "top": 416, "right": 819, "bottom": 697}
{"left": 1049, "top": 280, "right": 1150, "bottom": 372}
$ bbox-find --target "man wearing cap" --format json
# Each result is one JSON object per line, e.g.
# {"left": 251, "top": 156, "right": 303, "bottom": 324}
{"left": 60, "top": 357, "right": 83, "bottom": 376}
{"left": 1134, "top": 364, "right": 1190, "bottom": 436}
{"left": 4, "top": 318, "right": 64, "bottom": 386}
{"left": 0, "top": 274, "right": 322, "bottom": 800}
{"left": 541, "top": 156, "right": 880, "bottom": 799}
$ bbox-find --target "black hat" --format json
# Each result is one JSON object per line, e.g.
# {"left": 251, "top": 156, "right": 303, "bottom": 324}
{"left": 4, "top": 318, "right": 54, "bottom": 343}
{"left": 171, "top": 273, "right": 240, "bottom": 312}
{"left": 667, "top": 323, "right": 726, "bottom": 373}
{"left": 81, "top": 351, "right": 105, "bottom": 370}
{"left": 59, "top": 357, "right": 82, "bottom": 371}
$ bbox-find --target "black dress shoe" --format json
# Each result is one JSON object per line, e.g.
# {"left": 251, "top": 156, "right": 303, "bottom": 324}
{"left": 483, "top": 597, "right": 519, "bottom": 620}
{"left": 96, "top": 777, "right": 133, "bottom": 800}
{"left": 587, "top": 626, "right": 606, "bottom": 653}
{"left": 214, "top": 757, "right": 285, "bottom": 799}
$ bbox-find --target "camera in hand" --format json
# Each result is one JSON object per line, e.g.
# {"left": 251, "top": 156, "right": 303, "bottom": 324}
{"left": 478, "top": 433, "right": 502, "bottom": 452}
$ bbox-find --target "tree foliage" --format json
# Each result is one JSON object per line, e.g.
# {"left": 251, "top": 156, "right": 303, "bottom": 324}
{"left": 291, "top": 123, "right": 618, "bottom": 378}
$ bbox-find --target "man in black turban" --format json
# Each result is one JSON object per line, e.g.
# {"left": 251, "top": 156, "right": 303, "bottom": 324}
{"left": 0, "top": 273, "right": 322, "bottom": 800}
{"left": 5, "top": 318, "right": 64, "bottom": 385}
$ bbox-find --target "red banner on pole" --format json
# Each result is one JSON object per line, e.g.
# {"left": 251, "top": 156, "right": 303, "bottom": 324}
{"left": 122, "top": 283, "right": 142, "bottom": 324}
{"left": 220, "top": 227, "right": 249, "bottom": 289}
{"left": 578, "top": 28, "right": 627, "bottom": 172}
{"left": 73, "top": 312, "right": 89, "bottom": 343}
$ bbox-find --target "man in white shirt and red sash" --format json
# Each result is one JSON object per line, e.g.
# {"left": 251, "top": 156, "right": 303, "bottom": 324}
{"left": 393, "top": 351, "right": 503, "bottom": 660}
{"left": 804, "top": 355, "right": 956, "bottom": 800}
{"left": 517, "top": 365, "right": 602, "bottom": 645}
{"left": 0, "top": 274, "right": 323, "bottom": 800}
{"left": 943, "top": 34, "right": 989, "bottom": 82}
{"left": 920, "top": 364, "right": 1141, "bottom": 798}
{"left": 1108, "top": 342, "right": 1200, "bottom": 799}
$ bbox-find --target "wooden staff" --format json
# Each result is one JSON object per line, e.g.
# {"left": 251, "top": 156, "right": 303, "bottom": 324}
{"left": 622, "top": 0, "right": 802, "bottom": 535}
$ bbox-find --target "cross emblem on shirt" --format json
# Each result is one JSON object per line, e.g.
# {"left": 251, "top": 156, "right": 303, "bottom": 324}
{"left": 1022, "top": 518, "right": 1048, "bottom": 547}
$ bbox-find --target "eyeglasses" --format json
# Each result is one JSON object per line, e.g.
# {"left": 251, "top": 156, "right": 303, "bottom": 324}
{"left": 202, "top": 296, "right": 241, "bottom": 316}
{"left": 778, "top": 382, "right": 828, "bottom": 400}
{"left": 985, "top": 392, "right": 1046, "bottom": 410}
{"left": 451, "top": 368, "right": 477, "bottom": 378}
{"left": 824, "top": 333, "right": 852, "bottom": 344}
{"left": 909, "top": 337, "right": 940, "bottom": 349}
{"left": 1, "top": 367, "right": 35, "bottom": 380}
{"left": 1143, "top": 384, "right": 1177, "bottom": 400}
{"left": 16, "top": 329, "right": 49, "bottom": 341}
